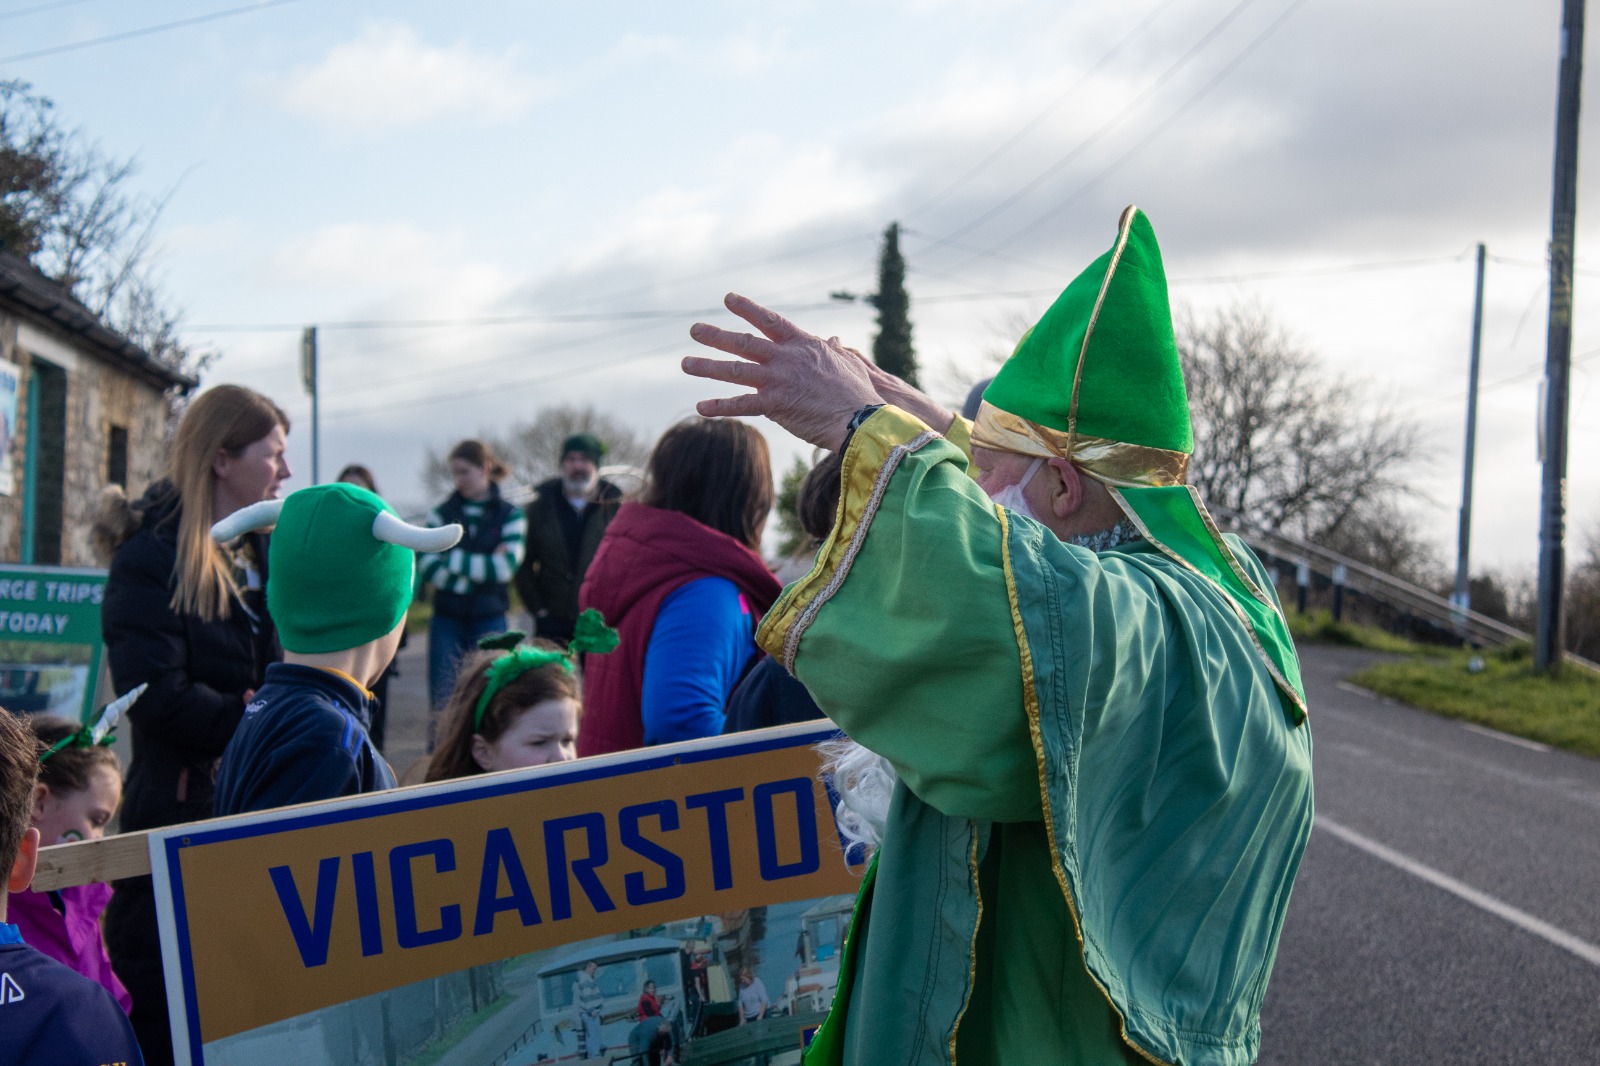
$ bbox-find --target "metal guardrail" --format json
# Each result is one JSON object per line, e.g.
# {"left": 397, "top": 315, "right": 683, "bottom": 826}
{"left": 1209, "top": 506, "right": 1600, "bottom": 672}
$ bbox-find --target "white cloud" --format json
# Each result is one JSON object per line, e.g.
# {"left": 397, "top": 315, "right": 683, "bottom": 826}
{"left": 566, "top": 135, "right": 882, "bottom": 272}
{"left": 278, "top": 22, "right": 550, "bottom": 131}
{"left": 270, "top": 221, "right": 513, "bottom": 317}
{"left": 597, "top": 32, "right": 684, "bottom": 67}
{"left": 718, "top": 26, "right": 793, "bottom": 74}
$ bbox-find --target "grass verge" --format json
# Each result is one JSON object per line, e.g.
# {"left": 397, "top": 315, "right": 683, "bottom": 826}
{"left": 406, "top": 992, "right": 517, "bottom": 1066}
{"left": 1349, "top": 643, "right": 1600, "bottom": 758}
{"left": 1286, "top": 610, "right": 1423, "bottom": 654}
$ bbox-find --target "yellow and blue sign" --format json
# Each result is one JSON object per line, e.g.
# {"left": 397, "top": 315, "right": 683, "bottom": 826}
{"left": 151, "top": 722, "right": 861, "bottom": 1064}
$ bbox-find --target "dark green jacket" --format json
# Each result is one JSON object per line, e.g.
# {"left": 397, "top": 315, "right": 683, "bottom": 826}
{"left": 512, "top": 477, "right": 621, "bottom": 630}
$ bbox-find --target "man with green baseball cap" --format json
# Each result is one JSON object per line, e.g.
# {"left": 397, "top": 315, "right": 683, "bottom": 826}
{"left": 514, "top": 432, "right": 624, "bottom": 643}
{"left": 682, "top": 206, "right": 1313, "bottom": 1065}
{"left": 211, "top": 483, "right": 462, "bottom": 815}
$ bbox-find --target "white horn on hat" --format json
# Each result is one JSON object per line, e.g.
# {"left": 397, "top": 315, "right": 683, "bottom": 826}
{"left": 210, "top": 499, "right": 284, "bottom": 543}
{"left": 372, "top": 511, "right": 463, "bottom": 552}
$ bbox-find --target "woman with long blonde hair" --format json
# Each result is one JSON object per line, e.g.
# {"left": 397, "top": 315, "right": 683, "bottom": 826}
{"left": 95, "top": 383, "right": 290, "bottom": 1066}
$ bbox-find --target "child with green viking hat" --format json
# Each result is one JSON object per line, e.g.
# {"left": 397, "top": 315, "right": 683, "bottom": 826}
{"left": 683, "top": 207, "right": 1313, "bottom": 1066}
{"left": 210, "top": 483, "right": 464, "bottom": 816}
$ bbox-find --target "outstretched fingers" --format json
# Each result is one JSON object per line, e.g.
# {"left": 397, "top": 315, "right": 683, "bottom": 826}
{"left": 687, "top": 322, "right": 776, "bottom": 363}
{"left": 680, "top": 355, "right": 769, "bottom": 387}
{"left": 696, "top": 393, "right": 769, "bottom": 418}
{"left": 723, "top": 292, "right": 800, "bottom": 343}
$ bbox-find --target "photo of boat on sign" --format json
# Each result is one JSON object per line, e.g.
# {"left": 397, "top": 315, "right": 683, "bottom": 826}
{"left": 203, "top": 898, "right": 855, "bottom": 1066}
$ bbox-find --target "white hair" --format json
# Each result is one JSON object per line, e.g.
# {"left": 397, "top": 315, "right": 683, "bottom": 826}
{"left": 818, "top": 737, "right": 898, "bottom": 855}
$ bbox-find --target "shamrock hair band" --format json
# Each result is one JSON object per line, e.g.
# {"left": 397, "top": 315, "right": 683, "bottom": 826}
{"left": 472, "top": 610, "right": 619, "bottom": 731}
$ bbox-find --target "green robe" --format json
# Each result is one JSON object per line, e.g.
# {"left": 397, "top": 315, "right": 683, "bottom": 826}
{"left": 763, "top": 408, "right": 1314, "bottom": 1066}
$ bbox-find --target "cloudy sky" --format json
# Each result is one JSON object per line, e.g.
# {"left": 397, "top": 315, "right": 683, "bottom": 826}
{"left": 3, "top": 0, "right": 1596, "bottom": 578}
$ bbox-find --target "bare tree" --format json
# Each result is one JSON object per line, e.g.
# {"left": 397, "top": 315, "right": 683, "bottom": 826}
{"left": 0, "top": 80, "right": 206, "bottom": 378}
{"left": 420, "top": 403, "right": 652, "bottom": 500}
{"left": 1566, "top": 527, "right": 1600, "bottom": 660}
{"left": 935, "top": 306, "right": 1036, "bottom": 403}
{"left": 1177, "top": 301, "right": 1423, "bottom": 561}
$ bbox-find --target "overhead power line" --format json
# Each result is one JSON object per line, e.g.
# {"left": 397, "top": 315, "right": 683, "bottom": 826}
{"left": 922, "top": 0, "right": 1271, "bottom": 254}
{"left": 1397, "top": 345, "right": 1600, "bottom": 419}
{"left": 1489, "top": 253, "right": 1600, "bottom": 278}
{"left": 189, "top": 307, "right": 732, "bottom": 334}
{"left": 901, "top": 0, "right": 1185, "bottom": 222}
{"left": 190, "top": 253, "right": 1473, "bottom": 336}
{"left": 981, "top": 0, "right": 1315, "bottom": 262}
{"left": 0, "top": 0, "right": 304, "bottom": 64}
{"left": 1169, "top": 251, "right": 1472, "bottom": 285}
{"left": 0, "top": 0, "right": 102, "bottom": 24}
{"left": 322, "top": 336, "right": 704, "bottom": 423}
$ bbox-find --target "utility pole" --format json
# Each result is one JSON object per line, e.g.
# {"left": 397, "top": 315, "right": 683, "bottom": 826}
{"left": 1453, "top": 243, "right": 1487, "bottom": 632}
{"left": 1537, "top": 0, "right": 1585, "bottom": 673}
{"left": 301, "top": 326, "right": 320, "bottom": 485}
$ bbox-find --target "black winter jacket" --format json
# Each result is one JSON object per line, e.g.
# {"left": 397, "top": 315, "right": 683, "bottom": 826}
{"left": 101, "top": 483, "right": 281, "bottom": 832}
{"left": 512, "top": 477, "right": 621, "bottom": 638}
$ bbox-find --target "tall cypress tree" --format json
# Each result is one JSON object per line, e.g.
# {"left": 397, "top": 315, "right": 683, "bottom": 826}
{"left": 870, "top": 221, "right": 918, "bottom": 386}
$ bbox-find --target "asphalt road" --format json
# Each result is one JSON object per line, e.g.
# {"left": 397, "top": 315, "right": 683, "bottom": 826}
{"left": 1260, "top": 646, "right": 1600, "bottom": 1064}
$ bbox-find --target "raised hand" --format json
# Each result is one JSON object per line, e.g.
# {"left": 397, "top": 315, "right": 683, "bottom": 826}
{"left": 835, "top": 342, "right": 956, "bottom": 437}
{"left": 684, "top": 294, "right": 883, "bottom": 451}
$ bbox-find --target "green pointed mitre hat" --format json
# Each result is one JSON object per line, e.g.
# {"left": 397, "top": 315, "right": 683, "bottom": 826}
{"left": 973, "top": 206, "right": 1306, "bottom": 720}
{"left": 979, "top": 205, "right": 1192, "bottom": 467}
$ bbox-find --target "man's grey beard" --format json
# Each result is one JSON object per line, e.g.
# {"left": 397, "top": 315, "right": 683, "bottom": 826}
{"left": 562, "top": 472, "right": 597, "bottom": 497}
{"left": 819, "top": 738, "right": 898, "bottom": 854}
{"left": 1067, "top": 517, "right": 1141, "bottom": 553}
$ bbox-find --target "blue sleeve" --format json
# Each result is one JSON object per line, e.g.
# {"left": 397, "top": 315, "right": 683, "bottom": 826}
{"left": 218, "top": 736, "right": 361, "bottom": 815}
{"left": 641, "top": 577, "right": 756, "bottom": 745}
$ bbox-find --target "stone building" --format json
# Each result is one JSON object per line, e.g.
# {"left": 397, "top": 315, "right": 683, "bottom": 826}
{"left": 0, "top": 252, "right": 197, "bottom": 567}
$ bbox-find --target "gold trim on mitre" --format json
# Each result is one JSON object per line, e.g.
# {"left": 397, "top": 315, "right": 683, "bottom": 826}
{"left": 970, "top": 401, "right": 1189, "bottom": 488}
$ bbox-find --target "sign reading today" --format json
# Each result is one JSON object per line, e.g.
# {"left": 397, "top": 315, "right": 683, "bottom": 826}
{"left": 153, "top": 722, "right": 863, "bottom": 1066}
{"left": 0, "top": 564, "right": 106, "bottom": 723}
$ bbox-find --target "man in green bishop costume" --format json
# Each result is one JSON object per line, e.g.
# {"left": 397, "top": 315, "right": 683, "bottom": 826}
{"left": 682, "top": 206, "right": 1313, "bottom": 1066}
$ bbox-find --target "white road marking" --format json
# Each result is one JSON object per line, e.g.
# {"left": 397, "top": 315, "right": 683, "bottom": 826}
{"left": 1460, "top": 722, "right": 1553, "bottom": 752}
{"left": 1316, "top": 815, "right": 1600, "bottom": 969}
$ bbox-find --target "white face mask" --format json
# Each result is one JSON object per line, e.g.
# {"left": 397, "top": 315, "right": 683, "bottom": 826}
{"left": 986, "top": 457, "right": 1045, "bottom": 523}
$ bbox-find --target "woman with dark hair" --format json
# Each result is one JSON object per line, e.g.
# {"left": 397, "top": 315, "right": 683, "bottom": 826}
{"left": 418, "top": 439, "right": 525, "bottom": 746}
{"left": 334, "top": 463, "right": 378, "bottom": 493}
{"left": 578, "top": 418, "right": 781, "bottom": 756}
{"left": 723, "top": 450, "right": 841, "bottom": 734}
{"left": 95, "top": 383, "right": 289, "bottom": 1065}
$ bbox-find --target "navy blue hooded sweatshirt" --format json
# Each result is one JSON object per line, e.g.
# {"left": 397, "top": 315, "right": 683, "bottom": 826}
{"left": 213, "top": 663, "right": 396, "bottom": 817}
{"left": 0, "top": 924, "right": 144, "bottom": 1065}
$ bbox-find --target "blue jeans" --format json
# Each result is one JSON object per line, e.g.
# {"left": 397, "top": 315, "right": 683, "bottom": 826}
{"left": 427, "top": 612, "right": 507, "bottom": 746}
{"left": 581, "top": 1009, "right": 603, "bottom": 1057}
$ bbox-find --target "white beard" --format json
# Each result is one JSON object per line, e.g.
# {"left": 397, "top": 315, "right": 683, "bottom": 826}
{"left": 562, "top": 473, "right": 596, "bottom": 498}
{"left": 819, "top": 738, "right": 898, "bottom": 854}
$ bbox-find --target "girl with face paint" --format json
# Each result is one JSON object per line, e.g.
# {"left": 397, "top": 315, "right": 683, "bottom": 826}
{"left": 8, "top": 715, "right": 131, "bottom": 1013}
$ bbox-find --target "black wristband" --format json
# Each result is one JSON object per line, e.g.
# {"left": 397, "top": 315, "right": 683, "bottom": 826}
{"left": 841, "top": 403, "right": 884, "bottom": 451}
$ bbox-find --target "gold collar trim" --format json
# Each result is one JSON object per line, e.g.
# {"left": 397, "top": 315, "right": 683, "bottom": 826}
{"left": 969, "top": 401, "right": 1190, "bottom": 488}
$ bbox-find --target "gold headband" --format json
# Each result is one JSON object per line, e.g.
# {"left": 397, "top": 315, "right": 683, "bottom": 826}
{"left": 969, "top": 401, "right": 1190, "bottom": 489}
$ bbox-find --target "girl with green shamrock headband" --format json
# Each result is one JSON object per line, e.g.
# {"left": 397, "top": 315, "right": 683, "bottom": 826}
{"left": 424, "top": 610, "right": 618, "bottom": 782}
{"left": 10, "top": 684, "right": 146, "bottom": 1013}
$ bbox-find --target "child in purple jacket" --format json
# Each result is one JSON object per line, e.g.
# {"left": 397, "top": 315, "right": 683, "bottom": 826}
{"left": 0, "top": 707, "right": 143, "bottom": 1065}
{"left": 11, "top": 713, "right": 131, "bottom": 1012}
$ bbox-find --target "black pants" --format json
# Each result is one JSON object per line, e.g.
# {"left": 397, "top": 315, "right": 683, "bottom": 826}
{"left": 105, "top": 876, "right": 174, "bottom": 1066}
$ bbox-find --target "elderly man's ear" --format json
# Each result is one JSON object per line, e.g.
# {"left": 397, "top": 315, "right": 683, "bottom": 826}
{"left": 1043, "top": 457, "right": 1085, "bottom": 520}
